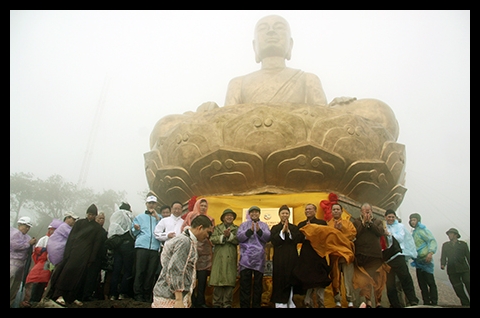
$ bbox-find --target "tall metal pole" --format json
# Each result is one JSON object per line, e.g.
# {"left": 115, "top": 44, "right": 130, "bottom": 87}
{"left": 77, "top": 75, "right": 110, "bottom": 188}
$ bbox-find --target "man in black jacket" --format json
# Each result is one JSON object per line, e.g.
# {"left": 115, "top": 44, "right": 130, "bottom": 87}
{"left": 46, "top": 204, "right": 104, "bottom": 306}
{"left": 440, "top": 228, "right": 470, "bottom": 306}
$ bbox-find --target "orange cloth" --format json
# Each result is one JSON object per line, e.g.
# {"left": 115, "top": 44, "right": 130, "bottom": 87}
{"left": 326, "top": 218, "right": 357, "bottom": 242}
{"left": 353, "top": 261, "right": 389, "bottom": 303}
{"left": 301, "top": 222, "right": 391, "bottom": 305}
{"left": 299, "top": 223, "right": 355, "bottom": 264}
{"left": 326, "top": 217, "right": 357, "bottom": 294}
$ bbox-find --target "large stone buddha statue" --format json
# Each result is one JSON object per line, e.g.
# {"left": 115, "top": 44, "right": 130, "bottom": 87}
{"left": 145, "top": 15, "right": 406, "bottom": 214}
{"left": 224, "top": 15, "right": 328, "bottom": 107}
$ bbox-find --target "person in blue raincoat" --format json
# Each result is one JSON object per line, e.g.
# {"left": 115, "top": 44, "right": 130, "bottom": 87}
{"left": 384, "top": 210, "right": 419, "bottom": 307}
{"left": 131, "top": 195, "right": 161, "bottom": 302}
{"left": 409, "top": 213, "right": 438, "bottom": 306}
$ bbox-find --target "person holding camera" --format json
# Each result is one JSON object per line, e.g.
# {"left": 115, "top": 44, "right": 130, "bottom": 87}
{"left": 131, "top": 195, "right": 161, "bottom": 302}
{"left": 237, "top": 206, "right": 271, "bottom": 308}
{"left": 180, "top": 198, "right": 215, "bottom": 308}
{"left": 151, "top": 215, "right": 214, "bottom": 308}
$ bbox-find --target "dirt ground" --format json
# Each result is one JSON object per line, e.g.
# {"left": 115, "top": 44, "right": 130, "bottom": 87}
{"left": 31, "top": 284, "right": 467, "bottom": 309}
{"left": 29, "top": 297, "right": 147, "bottom": 308}
{"left": 29, "top": 269, "right": 468, "bottom": 309}
{"left": 65, "top": 298, "right": 151, "bottom": 308}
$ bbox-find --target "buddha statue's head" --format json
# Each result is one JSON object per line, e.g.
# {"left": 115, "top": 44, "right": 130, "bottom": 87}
{"left": 253, "top": 15, "right": 293, "bottom": 63}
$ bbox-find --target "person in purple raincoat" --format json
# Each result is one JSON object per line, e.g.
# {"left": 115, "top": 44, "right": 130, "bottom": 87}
{"left": 237, "top": 205, "right": 271, "bottom": 308}
{"left": 46, "top": 212, "right": 79, "bottom": 266}
{"left": 10, "top": 216, "right": 37, "bottom": 307}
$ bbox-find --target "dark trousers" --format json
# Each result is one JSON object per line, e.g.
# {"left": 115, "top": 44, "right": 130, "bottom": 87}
{"left": 81, "top": 260, "right": 102, "bottom": 300}
{"left": 448, "top": 271, "right": 470, "bottom": 306}
{"left": 30, "top": 282, "right": 47, "bottom": 302}
{"left": 416, "top": 268, "right": 438, "bottom": 305}
{"left": 110, "top": 241, "right": 135, "bottom": 298}
{"left": 48, "top": 262, "right": 86, "bottom": 304}
{"left": 239, "top": 268, "right": 263, "bottom": 308}
{"left": 133, "top": 248, "right": 159, "bottom": 302}
{"left": 386, "top": 256, "right": 418, "bottom": 307}
{"left": 193, "top": 269, "right": 209, "bottom": 307}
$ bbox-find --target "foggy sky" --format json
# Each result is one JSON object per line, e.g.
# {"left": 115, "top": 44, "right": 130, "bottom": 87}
{"left": 10, "top": 10, "right": 470, "bottom": 250}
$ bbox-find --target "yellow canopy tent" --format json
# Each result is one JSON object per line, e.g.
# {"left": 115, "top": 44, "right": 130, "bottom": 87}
{"left": 199, "top": 192, "right": 339, "bottom": 225}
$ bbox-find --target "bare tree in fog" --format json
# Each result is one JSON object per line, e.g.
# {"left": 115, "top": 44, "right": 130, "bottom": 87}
{"left": 10, "top": 173, "right": 126, "bottom": 234}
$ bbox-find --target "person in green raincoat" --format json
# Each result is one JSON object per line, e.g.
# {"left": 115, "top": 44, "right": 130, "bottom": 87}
{"left": 209, "top": 209, "right": 239, "bottom": 308}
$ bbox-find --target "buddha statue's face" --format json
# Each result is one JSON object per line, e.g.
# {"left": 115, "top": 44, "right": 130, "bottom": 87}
{"left": 253, "top": 15, "right": 293, "bottom": 63}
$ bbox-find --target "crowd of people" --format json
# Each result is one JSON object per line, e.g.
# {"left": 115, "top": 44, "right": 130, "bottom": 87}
{"left": 10, "top": 196, "right": 470, "bottom": 308}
